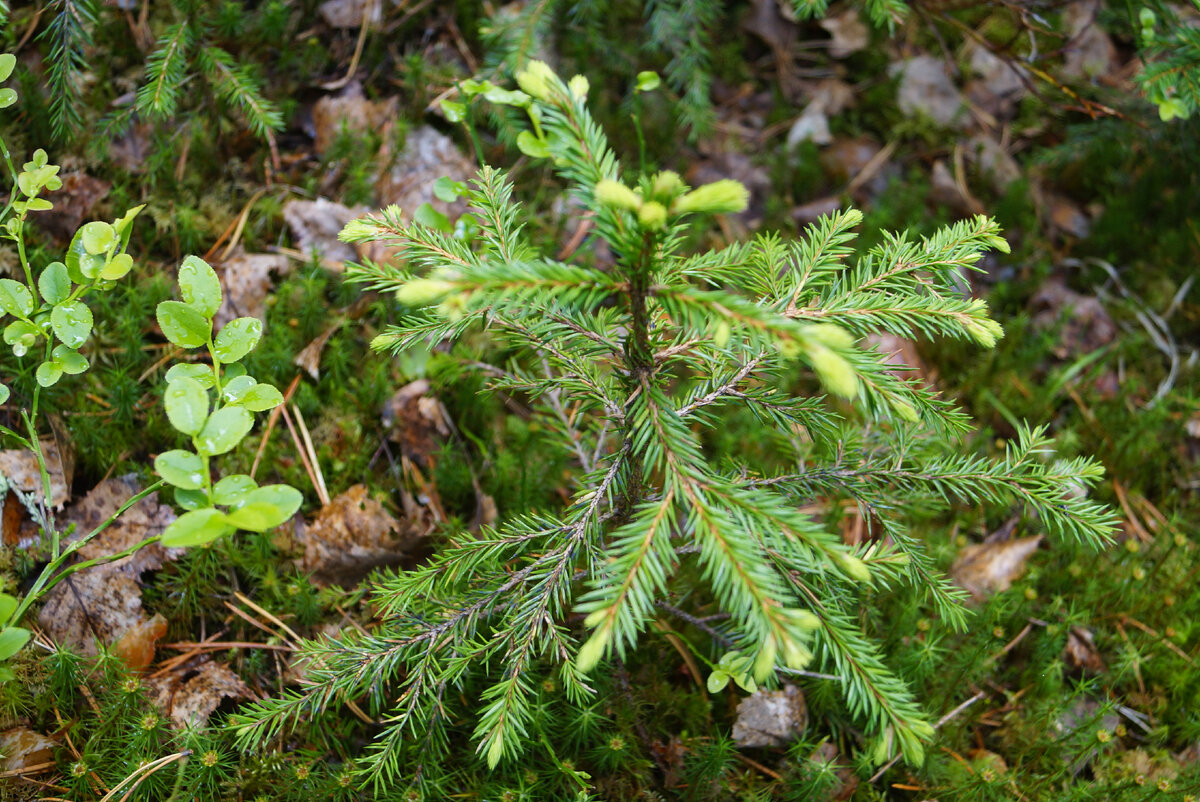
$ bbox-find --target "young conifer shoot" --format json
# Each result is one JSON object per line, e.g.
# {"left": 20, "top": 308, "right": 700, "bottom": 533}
{"left": 233, "top": 62, "right": 1116, "bottom": 790}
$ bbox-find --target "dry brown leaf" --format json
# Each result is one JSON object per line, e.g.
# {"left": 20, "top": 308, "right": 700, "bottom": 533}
{"left": 791, "top": 196, "right": 842, "bottom": 225}
{"left": 294, "top": 320, "right": 344, "bottom": 380}
{"left": 965, "top": 135, "right": 1021, "bottom": 191}
{"left": 1061, "top": 0, "right": 1118, "bottom": 80}
{"left": 1029, "top": 276, "right": 1116, "bottom": 358}
{"left": 950, "top": 534, "right": 1042, "bottom": 601}
{"left": 0, "top": 726, "right": 57, "bottom": 774}
{"left": 0, "top": 440, "right": 69, "bottom": 509}
{"left": 318, "top": 0, "right": 383, "bottom": 28}
{"left": 819, "top": 8, "right": 869, "bottom": 58}
{"left": 732, "top": 684, "right": 807, "bottom": 747}
{"left": 144, "top": 657, "right": 253, "bottom": 729}
{"left": 213, "top": 247, "right": 293, "bottom": 327}
{"left": 787, "top": 103, "right": 833, "bottom": 147}
{"left": 890, "top": 56, "right": 967, "bottom": 128}
{"left": 37, "top": 476, "right": 178, "bottom": 666}
{"left": 1065, "top": 626, "right": 1106, "bottom": 672}
{"left": 32, "top": 172, "right": 111, "bottom": 244}
{"left": 283, "top": 198, "right": 369, "bottom": 266}
{"left": 383, "top": 379, "right": 452, "bottom": 470}
{"left": 310, "top": 82, "right": 399, "bottom": 155}
{"left": 965, "top": 43, "right": 1028, "bottom": 120}
{"left": 375, "top": 126, "right": 475, "bottom": 220}
{"left": 293, "top": 484, "right": 422, "bottom": 586}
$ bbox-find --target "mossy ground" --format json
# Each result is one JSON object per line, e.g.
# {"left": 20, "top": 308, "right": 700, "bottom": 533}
{"left": 1, "top": 1, "right": 1198, "bottom": 799}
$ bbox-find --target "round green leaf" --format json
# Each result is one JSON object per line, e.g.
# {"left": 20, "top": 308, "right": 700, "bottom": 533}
{"left": 160, "top": 508, "right": 233, "bottom": 548}
{"left": 174, "top": 487, "right": 208, "bottom": 511}
{"left": 53, "top": 345, "right": 88, "bottom": 375}
{"left": 39, "top": 262, "right": 70, "bottom": 304}
{"left": 155, "top": 449, "right": 207, "bottom": 490}
{"left": 177, "top": 255, "right": 222, "bottom": 318}
{"left": 223, "top": 484, "right": 302, "bottom": 531}
{"left": 0, "top": 384, "right": 8, "bottom": 405}
{"left": 65, "top": 227, "right": 105, "bottom": 283}
{"left": 213, "top": 474, "right": 257, "bottom": 506}
{"left": 0, "top": 278, "right": 33, "bottom": 318}
{"left": 157, "top": 300, "right": 211, "bottom": 348}
{"left": 3, "top": 319, "right": 39, "bottom": 356}
{"left": 100, "top": 252, "right": 134, "bottom": 281}
{"left": 194, "top": 405, "right": 253, "bottom": 457}
{"left": 239, "top": 383, "right": 284, "bottom": 412}
{"left": 516, "top": 130, "right": 551, "bottom": 159}
{"left": 36, "top": 361, "right": 63, "bottom": 387}
{"left": 440, "top": 100, "right": 466, "bottom": 122}
{"left": 79, "top": 221, "right": 116, "bottom": 256}
{"left": 112, "top": 204, "right": 146, "bottom": 245}
{"left": 50, "top": 301, "right": 93, "bottom": 348}
{"left": 0, "top": 627, "right": 30, "bottom": 661}
{"left": 0, "top": 592, "right": 17, "bottom": 623}
{"left": 165, "top": 362, "right": 216, "bottom": 389}
{"left": 164, "top": 376, "right": 209, "bottom": 435}
{"left": 0, "top": 54, "right": 16, "bottom": 83}
{"left": 636, "top": 71, "right": 662, "bottom": 92}
{"left": 0, "top": 88, "right": 16, "bottom": 110}
{"left": 221, "top": 375, "right": 257, "bottom": 404}
{"left": 213, "top": 317, "right": 262, "bottom": 363}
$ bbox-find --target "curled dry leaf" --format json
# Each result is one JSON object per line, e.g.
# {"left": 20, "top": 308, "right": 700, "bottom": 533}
{"left": 1061, "top": 0, "right": 1119, "bottom": 81}
{"left": 213, "top": 247, "right": 293, "bottom": 327}
{"left": 145, "top": 656, "right": 253, "bottom": 728}
{"left": 0, "top": 440, "right": 69, "bottom": 510}
{"left": 293, "top": 484, "right": 425, "bottom": 586}
{"left": 0, "top": 726, "right": 57, "bottom": 774}
{"left": 283, "top": 198, "right": 370, "bottom": 267}
{"left": 732, "top": 684, "right": 808, "bottom": 747}
{"left": 310, "top": 82, "right": 398, "bottom": 155}
{"left": 37, "top": 476, "right": 178, "bottom": 668}
{"left": 1065, "top": 626, "right": 1106, "bottom": 672}
{"left": 383, "top": 379, "right": 452, "bottom": 470}
{"left": 819, "top": 8, "right": 869, "bottom": 59}
{"left": 318, "top": 0, "right": 383, "bottom": 29}
{"left": 890, "top": 55, "right": 967, "bottom": 128}
{"left": 950, "top": 534, "right": 1042, "bottom": 601}
{"left": 375, "top": 125, "right": 474, "bottom": 220}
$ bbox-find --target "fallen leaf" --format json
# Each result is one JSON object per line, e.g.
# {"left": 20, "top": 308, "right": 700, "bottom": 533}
{"left": 964, "top": 42, "right": 1028, "bottom": 120}
{"left": 0, "top": 726, "right": 56, "bottom": 774}
{"left": 318, "top": 0, "right": 383, "bottom": 29}
{"left": 283, "top": 198, "right": 370, "bottom": 266}
{"left": 950, "top": 534, "right": 1042, "bottom": 601}
{"left": 0, "top": 440, "right": 69, "bottom": 509}
{"left": 1064, "top": 626, "right": 1105, "bottom": 672}
{"left": 890, "top": 55, "right": 967, "bottom": 128}
{"left": 145, "top": 656, "right": 253, "bottom": 728}
{"left": 791, "top": 196, "right": 842, "bottom": 225}
{"left": 732, "top": 684, "right": 807, "bottom": 747}
{"left": 965, "top": 134, "right": 1021, "bottom": 191}
{"left": 108, "top": 121, "right": 154, "bottom": 173}
{"left": 787, "top": 103, "right": 833, "bottom": 147}
{"left": 213, "top": 247, "right": 293, "bottom": 327}
{"left": 36, "top": 476, "right": 178, "bottom": 667}
{"left": 1061, "top": 0, "right": 1118, "bottom": 81}
{"left": 382, "top": 379, "right": 452, "bottom": 470}
{"left": 293, "top": 484, "right": 424, "bottom": 586}
{"left": 375, "top": 125, "right": 475, "bottom": 221}
{"left": 1029, "top": 276, "right": 1115, "bottom": 358}
{"left": 819, "top": 7, "right": 869, "bottom": 58}
{"left": 294, "top": 320, "right": 345, "bottom": 380}
{"left": 310, "top": 82, "right": 399, "bottom": 155}
{"left": 1046, "top": 194, "right": 1092, "bottom": 238}
{"left": 32, "top": 172, "right": 111, "bottom": 244}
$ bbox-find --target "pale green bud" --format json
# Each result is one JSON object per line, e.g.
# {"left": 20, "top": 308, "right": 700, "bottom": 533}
{"left": 910, "top": 719, "right": 936, "bottom": 739}
{"left": 651, "top": 170, "right": 684, "bottom": 199}
{"left": 713, "top": 320, "right": 732, "bottom": 349}
{"left": 582, "top": 608, "right": 608, "bottom": 628}
{"left": 804, "top": 323, "right": 855, "bottom": 349}
{"left": 594, "top": 179, "right": 642, "bottom": 211}
{"left": 395, "top": 278, "right": 455, "bottom": 307}
{"left": 891, "top": 398, "right": 919, "bottom": 423}
{"left": 672, "top": 179, "right": 749, "bottom": 215}
{"left": 485, "top": 736, "right": 505, "bottom": 769}
{"left": 638, "top": 201, "right": 668, "bottom": 230}
{"left": 964, "top": 314, "right": 1004, "bottom": 348}
{"left": 780, "top": 637, "right": 813, "bottom": 670}
{"left": 833, "top": 550, "right": 872, "bottom": 584}
{"left": 809, "top": 344, "right": 860, "bottom": 399}
{"left": 779, "top": 338, "right": 803, "bottom": 359}
{"left": 568, "top": 74, "right": 589, "bottom": 100}
{"left": 575, "top": 628, "right": 610, "bottom": 673}
{"left": 515, "top": 60, "right": 556, "bottom": 102}
{"left": 338, "top": 217, "right": 379, "bottom": 242}
{"left": 752, "top": 637, "right": 777, "bottom": 681}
